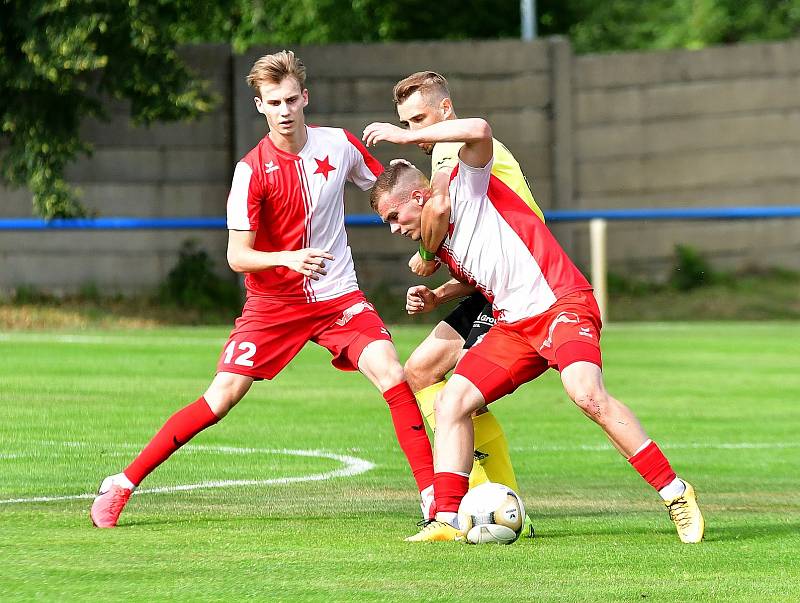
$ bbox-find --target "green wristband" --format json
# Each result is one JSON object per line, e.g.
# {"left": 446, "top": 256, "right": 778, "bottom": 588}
{"left": 418, "top": 245, "right": 436, "bottom": 262}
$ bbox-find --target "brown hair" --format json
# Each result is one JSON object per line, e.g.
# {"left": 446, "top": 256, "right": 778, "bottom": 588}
{"left": 392, "top": 71, "right": 450, "bottom": 105}
{"left": 246, "top": 50, "right": 307, "bottom": 93}
{"left": 369, "top": 162, "right": 426, "bottom": 211}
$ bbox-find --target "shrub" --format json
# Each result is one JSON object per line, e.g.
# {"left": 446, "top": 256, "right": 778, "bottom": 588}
{"left": 159, "top": 240, "right": 242, "bottom": 314}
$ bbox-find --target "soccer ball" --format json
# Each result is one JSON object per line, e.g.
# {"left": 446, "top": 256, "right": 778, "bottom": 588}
{"left": 457, "top": 482, "right": 525, "bottom": 544}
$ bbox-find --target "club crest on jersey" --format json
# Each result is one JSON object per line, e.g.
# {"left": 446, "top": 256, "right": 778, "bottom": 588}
{"left": 335, "top": 301, "right": 375, "bottom": 326}
{"left": 264, "top": 161, "right": 280, "bottom": 175}
{"left": 314, "top": 156, "right": 336, "bottom": 180}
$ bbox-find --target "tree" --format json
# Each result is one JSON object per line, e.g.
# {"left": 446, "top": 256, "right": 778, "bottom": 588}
{"left": 537, "top": 0, "right": 800, "bottom": 54}
{"left": 0, "top": 0, "right": 214, "bottom": 218}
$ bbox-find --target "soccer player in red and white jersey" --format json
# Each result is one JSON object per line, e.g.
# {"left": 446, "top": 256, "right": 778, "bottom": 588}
{"left": 362, "top": 117, "right": 705, "bottom": 544}
{"left": 90, "top": 51, "right": 435, "bottom": 528}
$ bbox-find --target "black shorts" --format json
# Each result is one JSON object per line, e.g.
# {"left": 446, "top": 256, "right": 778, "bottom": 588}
{"left": 442, "top": 292, "right": 496, "bottom": 350}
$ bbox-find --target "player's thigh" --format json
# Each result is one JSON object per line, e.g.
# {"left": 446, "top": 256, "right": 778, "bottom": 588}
{"left": 454, "top": 325, "right": 548, "bottom": 404}
{"left": 312, "top": 294, "right": 399, "bottom": 390}
{"left": 217, "top": 299, "right": 321, "bottom": 381}
{"left": 404, "top": 321, "right": 464, "bottom": 387}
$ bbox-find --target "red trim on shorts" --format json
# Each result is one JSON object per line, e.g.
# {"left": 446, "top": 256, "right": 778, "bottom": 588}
{"left": 555, "top": 340, "right": 602, "bottom": 371}
{"left": 454, "top": 353, "right": 518, "bottom": 405}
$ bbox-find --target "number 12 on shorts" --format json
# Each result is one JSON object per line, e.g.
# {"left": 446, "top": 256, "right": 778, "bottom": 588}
{"left": 223, "top": 341, "right": 257, "bottom": 367}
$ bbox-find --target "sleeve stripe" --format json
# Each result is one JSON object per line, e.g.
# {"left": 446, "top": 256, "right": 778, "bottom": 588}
{"left": 227, "top": 161, "right": 254, "bottom": 230}
{"left": 344, "top": 129, "right": 384, "bottom": 177}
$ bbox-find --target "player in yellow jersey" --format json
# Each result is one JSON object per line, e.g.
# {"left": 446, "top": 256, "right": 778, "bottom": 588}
{"left": 392, "top": 72, "right": 543, "bottom": 536}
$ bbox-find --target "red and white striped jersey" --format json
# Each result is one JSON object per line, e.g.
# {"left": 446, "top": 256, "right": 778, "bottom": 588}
{"left": 226, "top": 126, "right": 383, "bottom": 302}
{"left": 439, "top": 159, "right": 592, "bottom": 324}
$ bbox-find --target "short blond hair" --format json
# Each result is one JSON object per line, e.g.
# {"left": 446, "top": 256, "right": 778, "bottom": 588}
{"left": 369, "top": 162, "right": 427, "bottom": 211}
{"left": 247, "top": 50, "right": 307, "bottom": 93}
{"left": 392, "top": 71, "right": 450, "bottom": 105}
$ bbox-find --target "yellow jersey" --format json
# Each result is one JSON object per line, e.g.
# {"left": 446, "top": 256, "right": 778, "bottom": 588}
{"left": 431, "top": 139, "right": 544, "bottom": 222}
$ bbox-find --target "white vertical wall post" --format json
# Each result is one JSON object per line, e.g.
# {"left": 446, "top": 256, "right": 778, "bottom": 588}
{"left": 589, "top": 218, "right": 608, "bottom": 324}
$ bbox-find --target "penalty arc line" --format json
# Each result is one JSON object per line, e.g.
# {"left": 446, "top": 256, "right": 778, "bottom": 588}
{"left": 0, "top": 446, "right": 375, "bottom": 505}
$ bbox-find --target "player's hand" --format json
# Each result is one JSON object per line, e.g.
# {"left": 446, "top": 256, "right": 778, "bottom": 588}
{"left": 408, "top": 252, "right": 440, "bottom": 277}
{"left": 362, "top": 122, "right": 412, "bottom": 147}
{"left": 406, "top": 285, "right": 438, "bottom": 315}
{"left": 283, "top": 248, "right": 334, "bottom": 280}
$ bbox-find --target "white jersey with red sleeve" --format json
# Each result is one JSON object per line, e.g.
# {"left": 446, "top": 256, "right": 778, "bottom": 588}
{"left": 438, "top": 158, "right": 592, "bottom": 324}
{"left": 226, "top": 126, "right": 383, "bottom": 302}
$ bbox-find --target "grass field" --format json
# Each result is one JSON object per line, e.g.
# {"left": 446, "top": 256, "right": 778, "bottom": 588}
{"left": 1, "top": 323, "right": 799, "bottom": 601}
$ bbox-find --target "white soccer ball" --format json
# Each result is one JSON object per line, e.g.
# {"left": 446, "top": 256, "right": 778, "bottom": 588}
{"left": 457, "top": 482, "right": 525, "bottom": 545}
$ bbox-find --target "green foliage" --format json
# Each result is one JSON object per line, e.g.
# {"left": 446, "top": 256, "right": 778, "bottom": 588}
{"left": 538, "top": 0, "right": 800, "bottom": 53}
{"left": 0, "top": 0, "right": 214, "bottom": 218}
{"left": 159, "top": 239, "right": 241, "bottom": 315}
{"left": 181, "top": 0, "right": 520, "bottom": 52}
{"left": 670, "top": 244, "right": 716, "bottom": 291}
{"left": 11, "top": 284, "right": 53, "bottom": 304}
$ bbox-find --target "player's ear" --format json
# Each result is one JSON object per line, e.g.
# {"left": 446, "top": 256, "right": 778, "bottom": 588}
{"left": 302, "top": 89, "right": 309, "bottom": 108}
{"left": 411, "top": 189, "right": 429, "bottom": 206}
{"left": 440, "top": 97, "right": 453, "bottom": 119}
{"left": 254, "top": 96, "right": 264, "bottom": 115}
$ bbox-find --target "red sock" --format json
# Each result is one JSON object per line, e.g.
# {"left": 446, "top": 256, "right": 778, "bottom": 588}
{"left": 628, "top": 440, "right": 676, "bottom": 491}
{"left": 383, "top": 382, "right": 434, "bottom": 492}
{"left": 434, "top": 472, "right": 470, "bottom": 513}
{"left": 124, "top": 397, "right": 220, "bottom": 486}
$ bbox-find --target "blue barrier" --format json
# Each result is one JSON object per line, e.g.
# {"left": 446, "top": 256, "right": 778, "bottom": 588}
{"left": 1, "top": 206, "right": 799, "bottom": 230}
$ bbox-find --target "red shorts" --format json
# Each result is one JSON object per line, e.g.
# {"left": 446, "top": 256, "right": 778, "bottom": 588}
{"left": 454, "top": 291, "right": 603, "bottom": 403}
{"left": 216, "top": 290, "right": 392, "bottom": 380}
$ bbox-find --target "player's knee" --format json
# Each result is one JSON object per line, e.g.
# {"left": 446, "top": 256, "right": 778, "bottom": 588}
{"left": 375, "top": 361, "right": 406, "bottom": 392}
{"left": 403, "top": 354, "right": 430, "bottom": 392}
{"left": 571, "top": 387, "right": 611, "bottom": 422}
{"left": 204, "top": 376, "right": 250, "bottom": 418}
{"left": 434, "top": 389, "right": 471, "bottom": 425}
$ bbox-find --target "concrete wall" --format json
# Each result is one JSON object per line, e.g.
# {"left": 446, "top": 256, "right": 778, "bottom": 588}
{"left": 2, "top": 38, "right": 799, "bottom": 295}
{"left": 571, "top": 40, "right": 800, "bottom": 277}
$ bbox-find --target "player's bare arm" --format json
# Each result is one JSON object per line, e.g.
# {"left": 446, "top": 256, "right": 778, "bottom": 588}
{"left": 408, "top": 170, "right": 451, "bottom": 277}
{"left": 363, "top": 118, "right": 493, "bottom": 169}
{"left": 420, "top": 168, "right": 452, "bottom": 250}
{"left": 226, "top": 230, "right": 334, "bottom": 280}
{"left": 406, "top": 279, "right": 476, "bottom": 314}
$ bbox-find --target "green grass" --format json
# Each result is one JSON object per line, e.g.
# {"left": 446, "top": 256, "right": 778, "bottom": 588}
{"left": 1, "top": 323, "right": 799, "bottom": 602}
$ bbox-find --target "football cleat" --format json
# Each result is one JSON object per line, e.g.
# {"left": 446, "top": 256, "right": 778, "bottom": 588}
{"left": 419, "top": 484, "right": 436, "bottom": 520}
{"left": 90, "top": 474, "right": 134, "bottom": 528}
{"left": 522, "top": 514, "right": 535, "bottom": 538}
{"left": 405, "top": 520, "right": 462, "bottom": 542}
{"left": 664, "top": 480, "right": 704, "bottom": 543}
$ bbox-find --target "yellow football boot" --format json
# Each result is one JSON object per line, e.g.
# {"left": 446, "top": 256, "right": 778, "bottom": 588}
{"left": 405, "top": 520, "right": 462, "bottom": 542}
{"left": 664, "top": 480, "right": 705, "bottom": 543}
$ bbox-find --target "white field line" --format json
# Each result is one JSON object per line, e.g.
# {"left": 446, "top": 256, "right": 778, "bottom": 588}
{"left": 0, "top": 333, "right": 224, "bottom": 346}
{"left": 510, "top": 441, "right": 800, "bottom": 452}
{"left": 0, "top": 444, "right": 375, "bottom": 505}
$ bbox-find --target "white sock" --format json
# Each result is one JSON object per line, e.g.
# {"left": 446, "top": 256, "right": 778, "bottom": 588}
{"left": 115, "top": 473, "right": 136, "bottom": 490}
{"left": 632, "top": 439, "right": 652, "bottom": 457}
{"left": 436, "top": 511, "right": 459, "bottom": 528}
{"left": 658, "top": 477, "right": 685, "bottom": 501}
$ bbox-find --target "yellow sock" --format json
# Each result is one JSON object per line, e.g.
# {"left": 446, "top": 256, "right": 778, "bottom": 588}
{"left": 414, "top": 381, "right": 446, "bottom": 429}
{"left": 415, "top": 381, "right": 518, "bottom": 492}
{"left": 470, "top": 411, "right": 519, "bottom": 492}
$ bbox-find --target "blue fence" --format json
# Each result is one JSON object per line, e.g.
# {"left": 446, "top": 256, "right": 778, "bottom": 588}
{"left": 2, "top": 206, "right": 800, "bottom": 230}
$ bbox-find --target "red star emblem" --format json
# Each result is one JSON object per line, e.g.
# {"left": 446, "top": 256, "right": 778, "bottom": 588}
{"left": 314, "top": 156, "right": 336, "bottom": 180}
